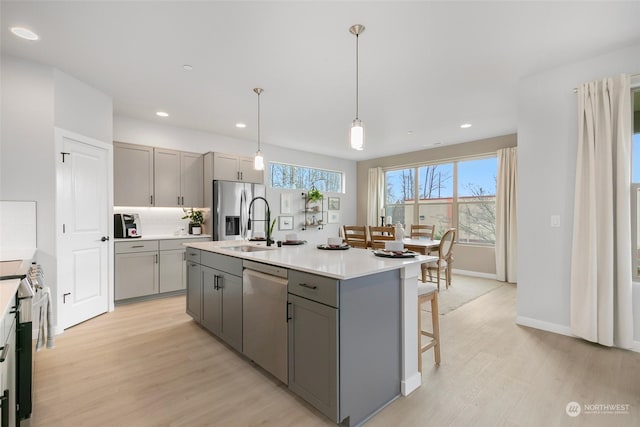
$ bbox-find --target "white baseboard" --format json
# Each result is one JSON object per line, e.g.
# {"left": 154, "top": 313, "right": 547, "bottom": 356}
{"left": 452, "top": 269, "right": 497, "bottom": 280}
{"left": 515, "top": 316, "right": 574, "bottom": 337}
{"left": 401, "top": 372, "right": 422, "bottom": 396}
{"left": 516, "top": 316, "right": 640, "bottom": 353}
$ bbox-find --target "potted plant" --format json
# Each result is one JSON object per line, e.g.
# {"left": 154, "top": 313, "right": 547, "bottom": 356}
{"left": 306, "top": 187, "right": 323, "bottom": 208}
{"left": 182, "top": 207, "right": 204, "bottom": 235}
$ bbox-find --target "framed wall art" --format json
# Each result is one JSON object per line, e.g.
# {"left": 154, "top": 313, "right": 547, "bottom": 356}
{"left": 327, "top": 197, "right": 340, "bottom": 211}
{"left": 278, "top": 215, "right": 294, "bottom": 230}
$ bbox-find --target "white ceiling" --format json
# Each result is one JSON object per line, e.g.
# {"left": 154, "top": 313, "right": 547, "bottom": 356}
{"left": 2, "top": 1, "right": 640, "bottom": 161}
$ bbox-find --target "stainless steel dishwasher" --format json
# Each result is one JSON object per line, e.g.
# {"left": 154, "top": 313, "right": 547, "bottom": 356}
{"left": 242, "top": 260, "right": 288, "bottom": 384}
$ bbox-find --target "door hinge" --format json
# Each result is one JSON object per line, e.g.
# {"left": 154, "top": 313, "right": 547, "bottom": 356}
{"left": 61, "top": 152, "right": 70, "bottom": 162}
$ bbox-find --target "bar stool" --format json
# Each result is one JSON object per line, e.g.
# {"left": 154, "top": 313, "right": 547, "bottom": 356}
{"left": 418, "top": 282, "right": 441, "bottom": 372}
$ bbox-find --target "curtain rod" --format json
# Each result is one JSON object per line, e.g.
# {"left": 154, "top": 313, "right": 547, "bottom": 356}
{"left": 573, "top": 73, "right": 640, "bottom": 93}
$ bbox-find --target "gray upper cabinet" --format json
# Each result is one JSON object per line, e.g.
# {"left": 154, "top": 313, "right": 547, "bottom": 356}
{"left": 113, "top": 142, "right": 203, "bottom": 207}
{"left": 154, "top": 148, "right": 181, "bottom": 207}
{"left": 180, "top": 151, "right": 204, "bottom": 207}
{"left": 154, "top": 149, "right": 203, "bottom": 207}
{"left": 208, "top": 152, "right": 263, "bottom": 184}
{"left": 113, "top": 142, "right": 154, "bottom": 206}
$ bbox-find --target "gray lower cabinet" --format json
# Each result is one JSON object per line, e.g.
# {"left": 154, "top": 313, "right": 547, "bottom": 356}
{"left": 186, "top": 254, "right": 202, "bottom": 322}
{"left": 115, "top": 243, "right": 159, "bottom": 300}
{"left": 116, "top": 238, "right": 207, "bottom": 301}
{"left": 287, "top": 293, "right": 338, "bottom": 421}
{"left": 288, "top": 269, "right": 401, "bottom": 427}
{"left": 187, "top": 249, "right": 243, "bottom": 353}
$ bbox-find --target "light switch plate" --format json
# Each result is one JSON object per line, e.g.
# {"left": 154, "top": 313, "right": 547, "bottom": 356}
{"left": 550, "top": 215, "right": 561, "bottom": 228}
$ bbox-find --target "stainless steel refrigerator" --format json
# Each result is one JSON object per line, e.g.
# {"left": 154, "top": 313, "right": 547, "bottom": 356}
{"left": 212, "top": 180, "right": 266, "bottom": 241}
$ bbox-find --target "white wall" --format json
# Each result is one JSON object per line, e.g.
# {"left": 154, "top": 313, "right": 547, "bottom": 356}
{"left": 1, "top": 54, "right": 56, "bottom": 300}
{"left": 114, "top": 116, "right": 357, "bottom": 244}
{"left": 1, "top": 54, "right": 113, "bottom": 332}
{"left": 54, "top": 69, "right": 113, "bottom": 143}
{"left": 517, "top": 42, "right": 640, "bottom": 343}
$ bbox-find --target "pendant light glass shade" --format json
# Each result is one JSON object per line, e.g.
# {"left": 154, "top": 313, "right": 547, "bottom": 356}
{"left": 254, "top": 149, "right": 264, "bottom": 170}
{"left": 349, "top": 24, "right": 365, "bottom": 151}
{"left": 350, "top": 119, "right": 364, "bottom": 151}
{"left": 253, "top": 88, "right": 265, "bottom": 171}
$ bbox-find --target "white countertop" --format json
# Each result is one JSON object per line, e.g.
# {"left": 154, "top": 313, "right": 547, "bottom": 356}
{"left": 0, "top": 258, "right": 32, "bottom": 319}
{"left": 184, "top": 240, "right": 437, "bottom": 280}
{"left": 115, "top": 234, "right": 211, "bottom": 242}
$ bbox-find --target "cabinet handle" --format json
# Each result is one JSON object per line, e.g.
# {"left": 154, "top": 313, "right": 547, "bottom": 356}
{"left": 237, "top": 171, "right": 240, "bottom": 180}
{"left": 150, "top": 195, "right": 153, "bottom": 205}
{"left": 155, "top": 254, "right": 158, "bottom": 264}
{"left": 181, "top": 196, "right": 184, "bottom": 205}
{"left": 240, "top": 171, "right": 243, "bottom": 181}
{"left": 189, "top": 263, "right": 197, "bottom": 267}
{"left": 286, "top": 302, "right": 292, "bottom": 322}
{"left": 0, "top": 343, "right": 9, "bottom": 363}
{"left": 177, "top": 196, "right": 181, "bottom": 205}
{"left": 298, "top": 283, "right": 317, "bottom": 290}
{"left": 189, "top": 253, "right": 197, "bottom": 257}
{"left": 183, "top": 252, "right": 186, "bottom": 261}
{"left": 131, "top": 245, "right": 144, "bottom": 248}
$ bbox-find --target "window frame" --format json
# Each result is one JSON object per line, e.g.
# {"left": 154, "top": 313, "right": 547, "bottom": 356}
{"left": 268, "top": 161, "right": 345, "bottom": 193}
{"left": 383, "top": 154, "right": 497, "bottom": 246}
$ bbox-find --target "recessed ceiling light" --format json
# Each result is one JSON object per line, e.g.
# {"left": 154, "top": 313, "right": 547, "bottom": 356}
{"left": 460, "top": 123, "right": 472, "bottom": 129}
{"left": 156, "top": 111, "right": 169, "bottom": 117}
{"left": 183, "top": 64, "right": 193, "bottom": 71}
{"left": 10, "top": 27, "right": 39, "bottom": 41}
{"left": 235, "top": 123, "right": 247, "bottom": 128}
{"left": 407, "top": 130, "right": 414, "bottom": 135}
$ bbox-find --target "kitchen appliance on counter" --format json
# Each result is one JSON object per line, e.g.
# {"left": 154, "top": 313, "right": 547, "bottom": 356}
{"left": 211, "top": 181, "right": 265, "bottom": 241}
{"left": 114, "top": 213, "right": 141, "bottom": 238}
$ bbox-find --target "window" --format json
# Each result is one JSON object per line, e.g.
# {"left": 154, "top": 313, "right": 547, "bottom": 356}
{"left": 417, "top": 164, "right": 453, "bottom": 238}
{"left": 384, "top": 155, "right": 497, "bottom": 244}
{"left": 269, "top": 162, "right": 344, "bottom": 193}
{"left": 457, "top": 158, "right": 497, "bottom": 244}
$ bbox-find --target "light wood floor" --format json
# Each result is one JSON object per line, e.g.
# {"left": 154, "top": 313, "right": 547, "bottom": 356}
{"left": 31, "top": 280, "right": 640, "bottom": 427}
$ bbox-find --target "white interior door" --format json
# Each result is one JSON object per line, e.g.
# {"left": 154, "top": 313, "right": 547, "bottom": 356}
{"left": 57, "top": 129, "right": 112, "bottom": 329}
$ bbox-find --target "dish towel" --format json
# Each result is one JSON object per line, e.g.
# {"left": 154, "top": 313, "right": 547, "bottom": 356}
{"left": 36, "top": 286, "right": 55, "bottom": 351}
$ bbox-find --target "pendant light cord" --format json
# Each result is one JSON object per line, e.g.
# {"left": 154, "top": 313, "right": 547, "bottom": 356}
{"left": 355, "top": 32, "right": 359, "bottom": 121}
{"left": 257, "top": 91, "right": 261, "bottom": 151}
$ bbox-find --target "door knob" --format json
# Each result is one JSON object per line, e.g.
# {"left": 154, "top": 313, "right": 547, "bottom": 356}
{"left": 101, "top": 236, "right": 110, "bottom": 242}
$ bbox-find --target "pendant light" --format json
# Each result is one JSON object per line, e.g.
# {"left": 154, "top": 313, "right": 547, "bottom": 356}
{"left": 349, "top": 24, "right": 365, "bottom": 151}
{"left": 253, "top": 88, "right": 264, "bottom": 170}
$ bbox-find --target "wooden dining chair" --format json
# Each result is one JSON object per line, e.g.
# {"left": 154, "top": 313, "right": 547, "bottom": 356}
{"left": 411, "top": 224, "right": 436, "bottom": 282}
{"left": 342, "top": 225, "right": 368, "bottom": 248}
{"left": 368, "top": 226, "right": 396, "bottom": 249}
{"left": 426, "top": 228, "right": 456, "bottom": 291}
{"left": 410, "top": 224, "right": 435, "bottom": 240}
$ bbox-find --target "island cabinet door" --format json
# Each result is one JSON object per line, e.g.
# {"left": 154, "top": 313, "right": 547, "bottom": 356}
{"left": 201, "top": 266, "right": 222, "bottom": 335}
{"left": 186, "top": 260, "right": 202, "bottom": 322}
{"left": 287, "top": 294, "right": 339, "bottom": 423}
{"left": 219, "top": 271, "right": 243, "bottom": 353}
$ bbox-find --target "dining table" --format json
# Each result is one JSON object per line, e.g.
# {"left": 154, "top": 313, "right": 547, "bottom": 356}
{"left": 402, "top": 238, "right": 440, "bottom": 282}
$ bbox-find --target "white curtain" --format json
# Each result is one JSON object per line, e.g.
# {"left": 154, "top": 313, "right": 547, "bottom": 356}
{"left": 495, "top": 147, "right": 517, "bottom": 283}
{"left": 367, "top": 167, "right": 384, "bottom": 226}
{"left": 570, "top": 75, "right": 633, "bottom": 348}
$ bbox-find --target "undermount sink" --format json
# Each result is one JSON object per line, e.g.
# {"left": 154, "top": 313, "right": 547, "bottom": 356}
{"left": 225, "top": 245, "right": 274, "bottom": 253}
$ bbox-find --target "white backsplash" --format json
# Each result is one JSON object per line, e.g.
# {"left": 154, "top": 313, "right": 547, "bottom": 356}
{"left": 114, "top": 206, "right": 194, "bottom": 236}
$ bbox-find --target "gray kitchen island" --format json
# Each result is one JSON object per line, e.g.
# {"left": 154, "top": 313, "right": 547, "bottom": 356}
{"left": 184, "top": 240, "right": 436, "bottom": 427}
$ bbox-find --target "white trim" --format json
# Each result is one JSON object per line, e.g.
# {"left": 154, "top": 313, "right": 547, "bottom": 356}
{"left": 452, "top": 269, "right": 497, "bottom": 280}
{"left": 515, "top": 316, "right": 574, "bottom": 337}
{"left": 633, "top": 341, "right": 640, "bottom": 353}
{"left": 55, "top": 127, "right": 114, "bottom": 335}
